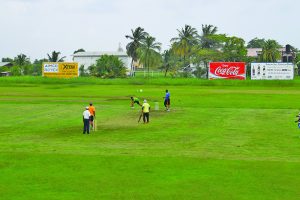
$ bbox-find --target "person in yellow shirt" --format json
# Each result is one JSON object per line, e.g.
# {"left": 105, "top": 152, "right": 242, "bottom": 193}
{"left": 142, "top": 99, "right": 150, "bottom": 123}
{"left": 88, "top": 103, "right": 96, "bottom": 130}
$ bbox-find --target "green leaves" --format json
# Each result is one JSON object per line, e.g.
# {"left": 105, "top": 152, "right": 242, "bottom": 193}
{"left": 223, "top": 36, "right": 247, "bottom": 62}
{"left": 247, "top": 38, "right": 266, "bottom": 48}
{"left": 47, "top": 51, "right": 66, "bottom": 62}
{"left": 125, "top": 27, "right": 149, "bottom": 62}
{"left": 14, "top": 54, "right": 30, "bottom": 66}
{"left": 171, "top": 25, "right": 200, "bottom": 67}
{"left": 137, "top": 36, "right": 162, "bottom": 76}
{"left": 89, "top": 55, "right": 126, "bottom": 78}
{"left": 259, "top": 40, "right": 281, "bottom": 62}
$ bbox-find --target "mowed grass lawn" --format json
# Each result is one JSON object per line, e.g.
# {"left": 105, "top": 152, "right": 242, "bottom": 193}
{"left": 1, "top": 79, "right": 300, "bottom": 199}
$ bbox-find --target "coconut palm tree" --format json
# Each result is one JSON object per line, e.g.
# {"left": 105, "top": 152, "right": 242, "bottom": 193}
{"left": 73, "top": 48, "right": 85, "bottom": 54}
{"left": 125, "top": 27, "right": 149, "bottom": 76}
{"left": 47, "top": 51, "right": 66, "bottom": 62}
{"left": 200, "top": 24, "right": 218, "bottom": 49}
{"left": 170, "top": 25, "right": 199, "bottom": 67}
{"left": 137, "top": 36, "right": 162, "bottom": 76}
{"left": 259, "top": 40, "right": 281, "bottom": 62}
{"left": 14, "top": 54, "right": 30, "bottom": 66}
{"left": 13, "top": 54, "right": 31, "bottom": 75}
{"left": 161, "top": 50, "right": 171, "bottom": 77}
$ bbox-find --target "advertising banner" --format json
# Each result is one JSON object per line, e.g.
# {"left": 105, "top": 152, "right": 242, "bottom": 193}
{"left": 251, "top": 63, "right": 294, "bottom": 80}
{"left": 209, "top": 62, "right": 246, "bottom": 80}
{"left": 43, "top": 62, "right": 79, "bottom": 78}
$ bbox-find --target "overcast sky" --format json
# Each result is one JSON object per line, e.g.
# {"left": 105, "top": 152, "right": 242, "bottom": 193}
{"left": 0, "top": 0, "right": 299, "bottom": 61}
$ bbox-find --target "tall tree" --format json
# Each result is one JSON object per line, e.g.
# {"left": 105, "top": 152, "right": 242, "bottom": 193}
{"left": 161, "top": 50, "right": 180, "bottom": 77}
{"left": 196, "top": 33, "right": 227, "bottom": 78}
{"left": 32, "top": 59, "right": 48, "bottom": 76}
{"left": 171, "top": 25, "right": 199, "bottom": 68}
{"left": 47, "top": 51, "right": 66, "bottom": 62}
{"left": 137, "top": 36, "right": 162, "bottom": 76}
{"left": 259, "top": 40, "right": 281, "bottom": 62}
{"left": 200, "top": 24, "right": 219, "bottom": 49}
{"left": 14, "top": 54, "right": 30, "bottom": 66}
{"left": 294, "top": 52, "right": 300, "bottom": 75}
{"left": 14, "top": 54, "right": 32, "bottom": 75}
{"left": 125, "top": 27, "right": 149, "bottom": 76}
{"left": 247, "top": 38, "right": 266, "bottom": 48}
{"left": 161, "top": 50, "right": 172, "bottom": 77}
{"left": 223, "top": 36, "right": 247, "bottom": 62}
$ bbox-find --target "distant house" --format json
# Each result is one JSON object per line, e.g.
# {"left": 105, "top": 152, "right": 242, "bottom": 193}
{"left": 0, "top": 62, "right": 13, "bottom": 77}
{"left": 247, "top": 45, "right": 295, "bottom": 63}
{"left": 72, "top": 51, "right": 132, "bottom": 72}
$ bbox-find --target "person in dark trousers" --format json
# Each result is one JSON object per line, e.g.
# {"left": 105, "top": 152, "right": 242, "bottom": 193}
{"left": 164, "top": 89, "right": 170, "bottom": 111}
{"left": 89, "top": 103, "right": 96, "bottom": 130}
{"left": 142, "top": 99, "right": 151, "bottom": 123}
{"left": 295, "top": 113, "right": 300, "bottom": 129}
{"left": 83, "top": 107, "right": 91, "bottom": 134}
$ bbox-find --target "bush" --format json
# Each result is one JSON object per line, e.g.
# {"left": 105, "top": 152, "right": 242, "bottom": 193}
{"left": 193, "top": 67, "right": 207, "bottom": 78}
{"left": 79, "top": 65, "right": 88, "bottom": 77}
{"left": 10, "top": 66, "right": 22, "bottom": 76}
{"left": 90, "top": 55, "right": 127, "bottom": 78}
{"left": 0, "top": 66, "right": 9, "bottom": 73}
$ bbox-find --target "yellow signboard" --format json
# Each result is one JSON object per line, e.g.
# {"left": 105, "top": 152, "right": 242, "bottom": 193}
{"left": 43, "top": 62, "right": 79, "bottom": 78}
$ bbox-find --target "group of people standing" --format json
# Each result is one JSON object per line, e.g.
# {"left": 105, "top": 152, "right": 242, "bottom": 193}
{"left": 82, "top": 103, "right": 96, "bottom": 134}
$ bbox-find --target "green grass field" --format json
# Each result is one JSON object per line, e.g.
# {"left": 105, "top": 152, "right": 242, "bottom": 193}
{"left": 1, "top": 77, "right": 300, "bottom": 199}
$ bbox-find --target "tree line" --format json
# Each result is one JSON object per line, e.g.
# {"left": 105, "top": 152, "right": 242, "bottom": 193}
{"left": 0, "top": 51, "right": 68, "bottom": 76}
{"left": 125, "top": 25, "right": 300, "bottom": 78}
{"left": 1, "top": 24, "right": 299, "bottom": 78}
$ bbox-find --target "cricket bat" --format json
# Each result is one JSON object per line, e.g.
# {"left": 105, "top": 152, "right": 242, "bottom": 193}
{"left": 94, "top": 119, "right": 97, "bottom": 131}
{"left": 138, "top": 113, "right": 143, "bottom": 123}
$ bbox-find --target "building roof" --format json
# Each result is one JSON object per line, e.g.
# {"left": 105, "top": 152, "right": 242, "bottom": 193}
{"left": 0, "top": 62, "right": 13, "bottom": 67}
{"left": 72, "top": 51, "right": 128, "bottom": 57}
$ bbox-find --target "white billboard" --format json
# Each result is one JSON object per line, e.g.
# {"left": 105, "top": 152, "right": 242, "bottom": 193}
{"left": 251, "top": 63, "right": 294, "bottom": 80}
{"left": 43, "top": 63, "right": 59, "bottom": 73}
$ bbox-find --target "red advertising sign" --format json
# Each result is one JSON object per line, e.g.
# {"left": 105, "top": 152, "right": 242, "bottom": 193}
{"left": 209, "top": 62, "right": 246, "bottom": 80}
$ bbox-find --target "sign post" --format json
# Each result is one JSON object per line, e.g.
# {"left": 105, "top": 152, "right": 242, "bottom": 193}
{"left": 43, "top": 62, "right": 79, "bottom": 78}
{"left": 251, "top": 63, "right": 294, "bottom": 80}
{"left": 209, "top": 62, "right": 246, "bottom": 80}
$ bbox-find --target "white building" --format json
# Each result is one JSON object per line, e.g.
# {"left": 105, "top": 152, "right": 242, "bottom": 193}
{"left": 72, "top": 51, "right": 132, "bottom": 71}
{"left": 247, "top": 45, "right": 294, "bottom": 62}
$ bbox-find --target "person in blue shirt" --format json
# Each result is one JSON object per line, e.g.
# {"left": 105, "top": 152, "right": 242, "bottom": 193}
{"left": 164, "top": 89, "right": 170, "bottom": 111}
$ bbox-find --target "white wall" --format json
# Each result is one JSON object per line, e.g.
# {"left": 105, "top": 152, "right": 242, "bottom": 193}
{"left": 73, "top": 56, "right": 98, "bottom": 70}
{"left": 74, "top": 55, "right": 132, "bottom": 72}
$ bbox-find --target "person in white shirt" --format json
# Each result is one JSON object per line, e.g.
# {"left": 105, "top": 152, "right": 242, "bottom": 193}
{"left": 83, "top": 107, "right": 91, "bottom": 134}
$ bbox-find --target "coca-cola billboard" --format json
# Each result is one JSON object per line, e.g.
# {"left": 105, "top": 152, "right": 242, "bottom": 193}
{"left": 209, "top": 62, "right": 246, "bottom": 80}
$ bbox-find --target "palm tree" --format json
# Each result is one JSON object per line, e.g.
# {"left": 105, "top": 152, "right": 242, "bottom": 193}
{"left": 137, "top": 36, "right": 162, "bottom": 77}
{"left": 162, "top": 50, "right": 171, "bottom": 77}
{"left": 259, "top": 40, "right": 281, "bottom": 62}
{"left": 73, "top": 48, "right": 85, "bottom": 54}
{"left": 14, "top": 54, "right": 30, "bottom": 66}
{"left": 125, "top": 27, "right": 149, "bottom": 76}
{"left": 200, "top": 24, "right": 218, "bottom": 49}
{"left": 170, "top": 25, "right": 199, "bottom": 67}
{"left": 47, "top": 51, "right": 66, "bottom": 62}
{"left": 13, "top": 54, "right": 31, "bottom": 75}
